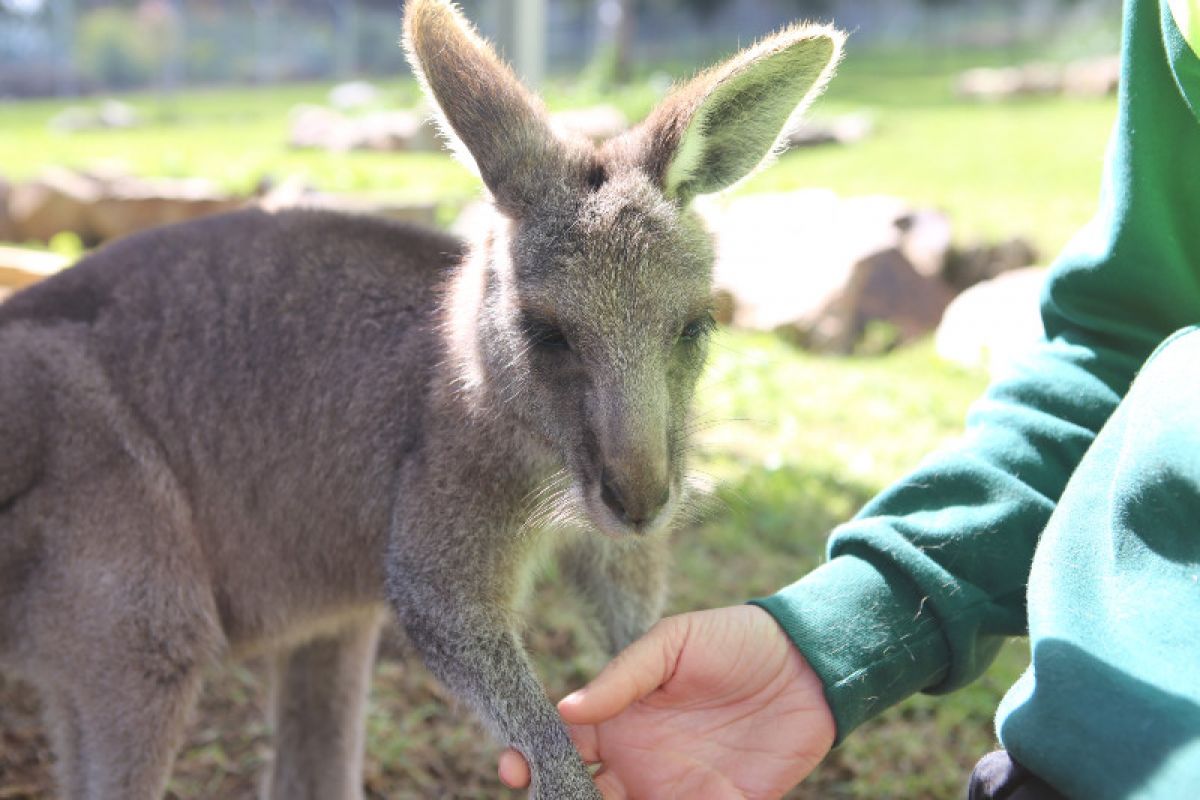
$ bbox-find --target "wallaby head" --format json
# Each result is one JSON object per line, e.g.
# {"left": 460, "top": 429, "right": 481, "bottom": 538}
{"left": 404, "top": 0, "right": 843, "bottom": 537}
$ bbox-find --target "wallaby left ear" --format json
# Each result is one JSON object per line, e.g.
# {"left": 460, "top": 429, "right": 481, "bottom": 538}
{"left": 621, "top": 24, "right": 845, "bottom": 205}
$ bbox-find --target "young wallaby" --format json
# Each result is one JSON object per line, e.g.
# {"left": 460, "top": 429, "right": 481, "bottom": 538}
{"left": 0, "top": 2, "right": 842, "bottom": 797}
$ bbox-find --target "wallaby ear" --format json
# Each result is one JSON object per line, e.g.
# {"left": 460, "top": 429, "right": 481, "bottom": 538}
{"left": 402, "top": 0, "right": 563, "bottom": 214}
{"left": 628, "top": 24, "right": 845, "bottom": 205}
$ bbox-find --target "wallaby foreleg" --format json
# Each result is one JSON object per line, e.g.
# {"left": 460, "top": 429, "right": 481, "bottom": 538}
{"left": 559, "top": 532, "right": 670, "bottom": 655}
{"left": 389, "top": 565, "right": 601, "bottom": 800}
{"left": 263, "top": 612, "right": 382, "bottom": 800}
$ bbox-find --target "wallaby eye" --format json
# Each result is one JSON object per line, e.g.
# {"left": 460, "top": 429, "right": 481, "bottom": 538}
{"left": 679, "top": 314, "right": 716, "bottom": 343}
{"left": 521, "top": 314, "right": 571, "bottom": 352}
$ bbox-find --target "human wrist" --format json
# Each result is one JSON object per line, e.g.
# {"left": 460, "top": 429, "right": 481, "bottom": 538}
{"left": 749, "top": 604, "right": 837, "bottom": 751}
{"left": 750, "top": 554, "right": 951, "bottom": 743}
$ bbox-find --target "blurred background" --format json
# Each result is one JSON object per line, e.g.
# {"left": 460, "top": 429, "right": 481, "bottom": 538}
{"left": 1, "top": 0, "right": 1119, "bottom": 95}
{"left": 0, "top": 1, "right": 1121, "bottom": 798}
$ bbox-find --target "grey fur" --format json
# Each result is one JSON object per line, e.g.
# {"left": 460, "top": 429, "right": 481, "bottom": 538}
{"left": 0, "top": 2, "right": 842, "bottom": 797}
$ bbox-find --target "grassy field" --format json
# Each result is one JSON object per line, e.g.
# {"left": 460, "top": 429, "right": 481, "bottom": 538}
{"left": 0, "top": 34, "right": 1118, "bottom": 800}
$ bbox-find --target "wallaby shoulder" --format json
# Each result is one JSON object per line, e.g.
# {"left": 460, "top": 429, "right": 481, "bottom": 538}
{"left": 0, "top": 207, "right": 468, "bottom": 497}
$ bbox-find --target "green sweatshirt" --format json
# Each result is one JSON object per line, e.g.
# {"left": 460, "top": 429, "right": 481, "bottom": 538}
{"left": 751, "top": 0, "right": 1200, "bottom": 795}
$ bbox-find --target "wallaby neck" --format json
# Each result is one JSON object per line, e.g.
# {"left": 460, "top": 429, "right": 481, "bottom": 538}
{"left": 441, "top": 214, "right": 539, "bottom": 436}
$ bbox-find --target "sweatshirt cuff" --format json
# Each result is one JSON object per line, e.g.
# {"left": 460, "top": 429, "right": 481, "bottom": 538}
{"left": 749, "top": 554, "right": 952, "bottom": 743}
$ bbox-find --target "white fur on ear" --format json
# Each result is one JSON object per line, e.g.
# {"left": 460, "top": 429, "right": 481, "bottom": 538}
{"left": 665, "top": 24, "right": 845, "bottom": 202}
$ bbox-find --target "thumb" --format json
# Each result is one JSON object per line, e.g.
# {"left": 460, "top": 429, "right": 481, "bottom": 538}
{"left": 558, "top": 615, "right": 689, "bottom": 725}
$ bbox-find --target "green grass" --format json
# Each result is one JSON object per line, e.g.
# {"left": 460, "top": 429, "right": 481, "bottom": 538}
{"left": 0, "top": 42, "right": 1116, "bottom": 798}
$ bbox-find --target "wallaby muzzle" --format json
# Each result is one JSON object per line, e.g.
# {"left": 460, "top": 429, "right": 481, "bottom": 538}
{"left": 589, "top": 383, "right": 672, "bottom": 535}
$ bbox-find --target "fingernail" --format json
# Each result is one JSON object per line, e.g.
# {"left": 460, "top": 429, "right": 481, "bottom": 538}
{"left": 560, "top": 690, "right": 584, "bottom": 705}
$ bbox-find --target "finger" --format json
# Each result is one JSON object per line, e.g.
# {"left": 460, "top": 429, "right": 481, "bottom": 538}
{"left": 567, "top": 723, "right": 600, "bottom": 763}
{"left": 497, "top": 748, "right": 530, "bottom": 789}
{"left": 558, "top": 615, "right": 688, "bottom": 725}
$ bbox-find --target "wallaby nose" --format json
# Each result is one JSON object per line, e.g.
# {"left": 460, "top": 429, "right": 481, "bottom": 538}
{"left": 600, "top": 470, "right": 669, "bottom": 530}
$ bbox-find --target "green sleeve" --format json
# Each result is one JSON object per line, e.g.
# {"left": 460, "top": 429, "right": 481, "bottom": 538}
{"left": 751, "top": 0, "right": 1200, "bottom": 743}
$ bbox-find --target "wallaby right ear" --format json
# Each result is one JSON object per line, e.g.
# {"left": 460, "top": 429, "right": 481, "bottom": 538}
{"left": 624, "top": 24, "right": 845, "bottom": 205}
{"left": 403, "top": 0, "right": 563, "bottom": 214}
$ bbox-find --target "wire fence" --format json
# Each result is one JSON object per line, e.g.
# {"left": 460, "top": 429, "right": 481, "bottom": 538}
{"left": 0, "top": 0, "right": 1118, "bottom": 98}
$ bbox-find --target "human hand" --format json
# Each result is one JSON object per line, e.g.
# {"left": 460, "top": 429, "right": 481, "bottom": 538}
{"left": 498, "top": 605, "right": 836, "bottom": 799}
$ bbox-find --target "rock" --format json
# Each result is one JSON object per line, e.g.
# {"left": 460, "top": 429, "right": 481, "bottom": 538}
{"left": 1062, "top": 55, "right": 1120, "bottom": 97}
{"left": 7, "top": 168, "right": 101, "bottom": 244}
{"left": 0, "top": 245, "right": 71, "bottom": 289}
{"left": 784, "top": 113, "right": 874, "bottom": 149}
{"left": 256, "top": 185, "right": 438, "bottom": 228}
{"left": 7, "top": 169, "right": 242, "bottom": 245}
{"left": 0, "top": 178, "right": 19, "bottom": 242}
{"left": 957, "top": 56, "right": 1119, "bottom": 101}
{"left": 356, "top": 111, "right": 439, "bottom": 152}
{"left": 896, "top": 208, "right": 953, "bottom": 280}
{"left": 48, "top": 106, "right": 96, "bottom": 133}
{"left": 288, "top": 105, "right": 438, "bottom": 153}
{"left": 956, "top": 67, "right": 1024, "bottom": 100}
{"left": 700, "top": 189, "right": 860, "bottom": 333}
{"left": 97, "top": 100, "right": 140, "bottom": 129}
{"left": 329, "top": 80, "right": 382, "bottom": 110}
{"left": 701, "top": 190, "right": 956, "bottom": 353}
{"left": 332, "top": 197, "right": 439, "bottom": 228}
{"left": 944, "top": 237, "right": 1038, "bottom": 291}
{"left": 255, "top": 174, "right": 319, "bottom": 213}
{"left": 550, "top": 105, "right": 628, "bottom": 142}
{"left": 85, "top": 176, "right": 242, "bottom": 242}
{"left": 956, "top": 63, "right": 1061, "bottom": 100}
{"left": 49, "top": 100, "right": 141, "bottom": 132}
{"left": 936, "top": 266, "right": 1047, "bottom": 376}
{"left": 804, "top": 247, "right": 955, "bottom": 354}
{"left": 1017, "top": 62, "right": 1063, "bottom": 95}
{"left": 288, "top": 104, "right": 347, "bottom": 150}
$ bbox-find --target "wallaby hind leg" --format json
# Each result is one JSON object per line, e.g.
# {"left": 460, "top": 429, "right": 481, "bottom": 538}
{"left": 66, "top": 666, "right": 203, "bottom": 800}
{"left": 21, "top": 476, "right": 220, "bottom": 797}
{"left": 558, "top": 532, "right": 670, "bottom": 655}
{"left": 42, "top": 692, "right": 86, "bottom": 798}
{"left": 33, "top": 606, "right": 208, "bottom": 800}
{"left": 35, "top": 587, "right": 213, "bottom": 799}
{"left": 263, "top": 612, "right": 382, "bottom": 800}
